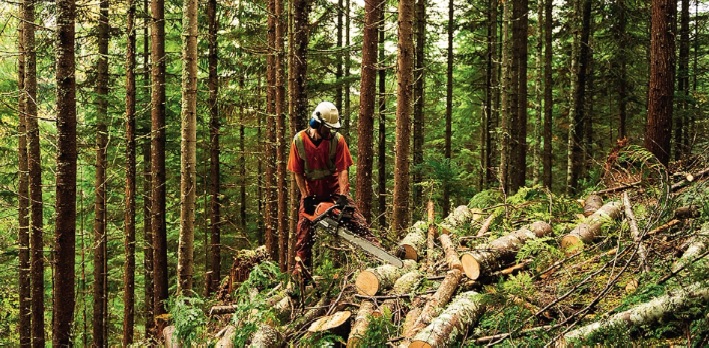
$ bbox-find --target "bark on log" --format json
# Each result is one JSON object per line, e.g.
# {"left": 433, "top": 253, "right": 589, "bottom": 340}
{"left": 563, "top": 281, "right": 709, "bottom": 343}
{"left": 248, "top": 323, "right": 283, "bottom": 348}
{"left": 439, "top": 233, "right": 463, "bottom": 271}
{"left": 672, "top": 225, "right": 709, "bottom": 273}
{"left": 402, "top": 306, "right": 422, "bottom": 337}
{"left": 379, "top": 271, "right": 424, "bottom": 318}
{"left": 164, "top": 326, "right": 178, "bottom": 348}
{"left": 623, "top": 192, "right": 649, "bottom": 272}
{"left": 355, "top": 259, "right": 417, "bottom": 296}
{"left": 347, "top": 301, "right": 378, "bottom": 347}
{"left": 439, "top": 205, "right": 474, "bottom": 233}
{"left": 561, "top": 201, "right": 622, "bottom": 253}
{"left": 408, "top": 291, "right": 485, "bottom": 348}
{"left": 583, "top": 195, "right": 603, "bottom": 217}
{"left": 427, "top": 201, "right": 436, "bottom": 267}
{"left": 215, "top": 325, "right": 236, "bottom": 348}
{"left": 461, "top": 221, "right": 552, "bottom": 279}
{"left": 404, "top": 269, "right": 465, "bottom": 338}
{"left": 399, "top": 221, "right": 428, "bottom": 260}
{"left": 476, "top": 213, "right": 496, "bottom": 237}
{"left": 308, "top": 310, "right": 351, "bottom": 332}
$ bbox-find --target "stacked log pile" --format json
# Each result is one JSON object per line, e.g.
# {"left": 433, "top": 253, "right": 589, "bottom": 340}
{"left": 166, "top": 163, "right": 709, "bottom": 347}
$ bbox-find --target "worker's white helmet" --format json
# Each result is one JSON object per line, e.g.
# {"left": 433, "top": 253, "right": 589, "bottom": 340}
{"left": 312, "top": 102, "right": 341, "bottom": 129}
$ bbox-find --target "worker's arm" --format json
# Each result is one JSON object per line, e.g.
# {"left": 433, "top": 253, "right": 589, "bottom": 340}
{"left": 293, "top": 172, "right": 309, "bottom": 198}
{"left": 337, "top": 169, "right": 350, "bottom": 196}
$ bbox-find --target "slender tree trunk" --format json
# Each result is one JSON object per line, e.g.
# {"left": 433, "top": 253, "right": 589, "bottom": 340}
{"left": 392, "top": 0, "right": 415, "bottom": 237}
{"left": 207, "top": 0, "right": 221, "bottom": 296}
{"left": 443, "top": 0, "right": 453, "bottom": 215}
{"left": 412, "top": 0, "right": 426, "bottom": 210}
{"left": 336, "top": 0, "right": 343, "bottom": 110}
{"left": 344, "top": 0, "right": 351, "bottom": 137}
{"left": 177, "top": 0, "right": 198, "bottom": 294}
{"left": 483, "top": 0, "right": 498, "bottom": 189}
{"left": 141, "top": 0, "right": 154, "bottom": 335}
{"left": 356, "top": 0, "right": 380, "bottom": 222}
{"left": 123, "top": 0, "right": 137, "bottom": 343}
{"left": 377, "top": 6, "right": 387, "bottom": 229}
{"left": 93, "top": 0, "right": 110, "bottom": 343}
{"left": 24, "top": 0, "right": 44, "bottom": 343}
{"left": 150, "top": 0, "right": 168, "bottom": 335}
{"left": 53, "top": 0, "right": 77, "bottom": 344}
{"left": 533, "top": 0, "right": 543, "bottom": 186}
{"left": 569, "top": 0, "right": 591, "bottom": 195}
{"left": 265, "top": 0, "right": 277, "bottom": 261}
{"left": 499, "top": 0, "right": 511, "bottom": 194}
{"left": 542, "top": 0, "right": 553, "bottom": 189}
{"left": 675, "top": 0, "right": 689, "bottom": 160}
{"left": 645, "top": 0, "right": 676, "bottom": 167}
{"left": 509, "top": 0, "right": 528, "bottom": 193}
{"left": 275, "top": 0, "right": 288, "bottom": 272}
{"left": 615, "top": 0, "right": 628, "bottom": 139}
{"left": 17, "top": 6, "right": 31, "bottom": 344}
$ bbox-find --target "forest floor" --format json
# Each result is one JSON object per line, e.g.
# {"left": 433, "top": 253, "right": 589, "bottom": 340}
{"left": 165, "top": 144, "right": 709, "bottom": 347}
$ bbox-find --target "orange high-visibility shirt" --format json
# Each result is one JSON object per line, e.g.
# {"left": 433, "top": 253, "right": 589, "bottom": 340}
{"left": 287, "top": 130, "right": 353, "bottom": 199}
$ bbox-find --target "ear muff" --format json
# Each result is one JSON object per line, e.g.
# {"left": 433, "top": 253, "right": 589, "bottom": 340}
{"left": 309, "top": 115, "right": 320, "bottom": 128}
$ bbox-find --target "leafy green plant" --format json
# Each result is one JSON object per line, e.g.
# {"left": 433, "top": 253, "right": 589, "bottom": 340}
{"left": 168, "top": 295, "right": 207, "bottom": 347}
{"left": 516, "top": 237, "right": 564, "bottom": 271}
{"left": 352, "top": 308, "right": 396, "bottom": 348}
{"left": 231, "top": 261, "right": 284, "bottom": 346}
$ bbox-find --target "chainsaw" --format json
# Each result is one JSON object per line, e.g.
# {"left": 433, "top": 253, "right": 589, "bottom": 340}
{"left": 303, "top": 195, "right": 404, "bottom": 268}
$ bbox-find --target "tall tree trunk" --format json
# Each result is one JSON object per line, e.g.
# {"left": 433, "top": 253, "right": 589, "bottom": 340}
{"left": 24, "top": 0, "right": 45, "bottom": 343}
{"left": 483, "top": 0, "right": 498, "bottom": 189}
{"left": 675, "top": 0, "right": 689, "bottom": 160}
{"left": 615, "top": 0, "right": 628, "bottom": 140}
{"left": 443, "top": 0, "right": 453, "bottom": 216}
{"left": 542, "top": 0, "right": 553, "bottom": 189}
{"left": 275, "top": 0, "right": 288, "bottom": 272}
{"left": 509, "top": 0, "right": 528, "bottom": 193}
{"left": 141, "top": 0, "right": 154, "bottom": 335}
{"left": 178, "top": 0, "right": 198, "bottom": 294}
{"left": 344, "top": 0, "right": 351, "bottom": 137}
{"left": 151, "top": 0, "right": 168, "bottom": 335}
{"left": 265, "top": 0, "right": 278, "bottom": 261}
{"left": 93, "top": 0, "right": 110, "bottom": 343}
{"left": 645, "top": 0, "right": 676, "bottom": 167}
{"left": 17, "top": 6, "right": 31, "bottom": 344}
{"left": 499, "top": 0, "right": 511, "bottom": 194}
{"left": 207, "top": 0, "right": 221, "bottom": 296}
{"left": 533, "top": 0, "right": 543, "bottom": 186}
{"left": 392, "top": 0, "right": 414, "bottom": 237}
{"left": 377, "top": 6, "right": 387, "bottom": 229}
{"left": 53, "top": 0, "right": 77, "bottom": 343}
{"left": 123, "top": 0, "right": 137, "bottom": 343}
{"left": 356, "top": 0, "right": 380, "bottom": 222}
{"left": 336, "top": 0, "right": 343, "bottom": 111}
{"left": 412, "top": 0, "right": 425, "bottom": 211}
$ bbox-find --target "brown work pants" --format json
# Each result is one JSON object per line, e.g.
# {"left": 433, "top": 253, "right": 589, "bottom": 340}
{"left": 295, "top": 195, "right": 379, "bottom": 270}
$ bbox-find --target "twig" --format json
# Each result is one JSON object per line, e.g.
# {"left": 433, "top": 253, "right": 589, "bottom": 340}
{"left": 353, "top": 290, "right": 436, "bottom": 301}
{"left": 658, "top": 248, "right": 709, "bottom": 285}
{"left": 623, "top": 192, "right": 649, "bottom": 272}
{"left": 477, "top": 214, "right": 496, "bottom": 237}
{"left": 591, "top": 181, "right": 642, "bottom": 196}
{"left": 475, "top": 325, "right": 552, "bottom": 343}
{"left": 671, "top": 167, "right": 709, "bottom": 191}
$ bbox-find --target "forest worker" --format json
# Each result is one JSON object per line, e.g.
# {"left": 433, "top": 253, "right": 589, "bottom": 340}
{"left": 287, "top": 101, "right": 380, "bottom": 278}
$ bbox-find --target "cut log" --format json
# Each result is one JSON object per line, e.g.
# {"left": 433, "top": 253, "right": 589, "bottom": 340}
{"left": 439, "top": 205, "right": 475, "bottom": 233}
{"left": 215, "top": 325, "right": 236, "bottom": 348}
{"left": 164, "top": 325, "right": 178, "bottom": 348}
{"left": 380, "top": 271, "right": 425, "bottom": 318}
{"left": 623, "top": 192, "right": 649, "bottom": 272}
{"left": 476, "top": 213, "right": 496, "bottom": 237}
{"left": 402, "top": 306, "right": 422, "bottom": 338}
{"left": 439, "top": 233, "right": 463, "bottom": 271}
{"left": 355, "top": 260, "right": 417, "bottom": 296}
{"left": 427, "top": 200, "right": 436, "bottom": 267}
{"left": 404, "top": 269, "right": 465, "bottom": 338}
{"left": 409, "top": 291, "right": 485, "bottom": 348}
{"left": 460, "top": 221, "right": 552, "bottom": 280}
{"left": 672, "top": 225, "right": 709, "bottom": 273}
{"left": 247, "top": 323, "right": 283, "bottom": 348}
{"left": 346, "top": 301, "right": 378, "bottom": 348}
{"left": 564, "top": 281, "right": 709, "bottom": 343}
{"left": 561, "top": 201, "right": 623, "bottom": 253}
{"left": 308, "top": 310, "right": 351, "bottom": 332}
{"left": 398, "top": 221, "right": 428, "bottom": 260}
{"left": 583, "top": 195, "right": 603, "bottom": 217}
{"left": 671, "top": 167, "right": 709, "bottom": 191}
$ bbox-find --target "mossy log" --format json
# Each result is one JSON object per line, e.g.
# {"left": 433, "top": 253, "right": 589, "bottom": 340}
{"left": 439, "top": 233, "right": 463, "bottom": 271}
{"left": 439, "top": 205, "right": 475, "bottom": 233}
{"left": 672, "top": 224, "right": 709, "bottom": 273}
{"left": 563, "top": 281, "right": 709, "bottom": 344}
{"left": 460, "top": 221, "right": 552, "bottom": 279}
{"left": 408, "top": 291, "right": 485, "bottom": 348}
{"left": 355, "top": 260, "right": 417, "bottom": 296}
{"left": 561, "top": 201, "right": 622, "bottom": 252}
{"left": 404, "top": 269, "right": 465, "bottom": 338}
{"left": 379, "top": 271, "right": 424, "bottom": 318}
{"left": 583, "top": 195, "right": 603, "bottom": 217}
{"left": 247, "top": 323, "right": 283, "bottom": 348}
{"left": 398, "top": 221, "right": 428, "bottom": 260}
{"left": 346, "top": 301, "right": 378, "bottom": 348}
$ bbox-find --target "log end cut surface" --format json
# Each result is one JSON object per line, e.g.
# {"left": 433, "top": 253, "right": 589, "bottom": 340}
{"left": 409, "top": 342, "right": 432, "bottom": 348}
{"left": 403, "top": 244, "right": 418, "bottom": 260}
{"left": 461, "top": 253, "right": 481, "bottom": 279}
{"left": 561, "top": 235, "right": 582, "bottom": 253}
{"left": 308, "top": 310, "right": 352, "bottom": 332}
{"left": 355, "top": 271, "right": 380, "bottom": 296}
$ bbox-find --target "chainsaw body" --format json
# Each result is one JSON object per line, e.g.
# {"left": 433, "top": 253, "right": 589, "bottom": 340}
{"left": 303, "top": 195, "right": 404, "bottom": 268}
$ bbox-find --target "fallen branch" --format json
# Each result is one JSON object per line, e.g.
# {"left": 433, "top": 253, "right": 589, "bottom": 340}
{"left": 475, "top": 325, "right": 552, "bottom": 344}
{"left": 427, "top": 201, "right": 437, "bottom": 268}
{"left": 477, "top": 213, "right": 496, "bottom": 237}
{"left": 439, "top": 233, "right": 463, "bottom": 271}
{"left": 409, "top": 291, "right": 486, "bottom": 348}
{"left": 347, "top": 301, "right": 378, "bottom": 347}
{"left": 404, "top": 269, "right": 465, "bottom": 338}
{"left": 561, "top": 201, "right": 623, "bottom": 253}
{"left": 671, "top": 167, "right": 709, "bottom": 191}
{"left": 591, "top": 181, "right": 641, "bottom": 196}
{"left": 623, "top": 192, "right": 649, "bottom": 272}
